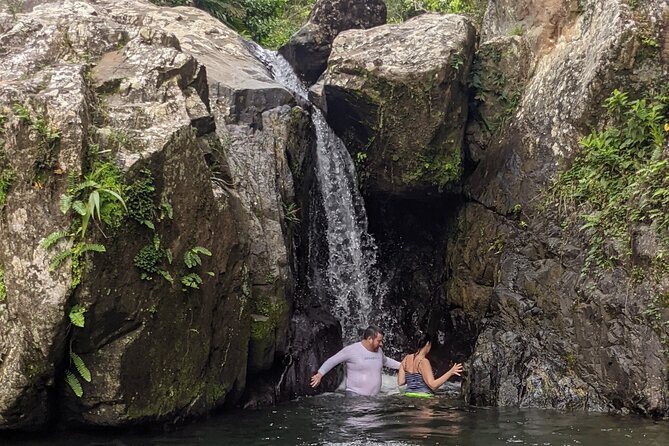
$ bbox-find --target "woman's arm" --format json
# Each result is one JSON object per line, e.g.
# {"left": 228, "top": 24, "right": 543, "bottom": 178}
{"left": 397, "top": 357, "right": 406, "bottom": 386}
{"left": 419, "top": 360, "right": 463, "bottom": 391}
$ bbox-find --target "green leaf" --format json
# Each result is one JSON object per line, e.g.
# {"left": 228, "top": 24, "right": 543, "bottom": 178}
{"left": 71, "top": 200, "right": 87, "bottom": 216}
{"left": 41, "top": 231, "right": 68, "bottom": 250}
{"left": 70, "top": 352, "right": 91, "bottom": 382}
{"left": 181, "top": 273, "right": 203, "bottom": 289}
{"left": 69, "top": 304, "right": 86, "bottom": 328}
{"left": 158, "top": 269, "right": 174, "bottom": 284}
{"left": 49, "top": 249, "right": 73, "bottom": 271}
{"left": 89, "top": 190, "right": 101, "bottom": 222}
{"left": 192, "top": 246, "right": 212, "bottom": 256}
{"left": 65, "top": 370, "right": 83, "bottom": 397}
{"left": 77, "top": 243, "right": 106, "bottom": 254}
{"left": 59, "top": 195, "right": 73, "bottom": 214}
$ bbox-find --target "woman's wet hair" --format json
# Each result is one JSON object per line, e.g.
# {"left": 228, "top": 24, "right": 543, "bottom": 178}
{"left": 414, "top": 332, "right": 432, "bottom": 354}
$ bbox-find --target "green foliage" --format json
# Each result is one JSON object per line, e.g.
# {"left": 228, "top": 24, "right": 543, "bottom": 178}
{"left": 150, "top": 0, "right": 314, "bottom": 49}
{"left": 126, "top": 169, "right": 157, "bottom": 228}
{"left": 386, "top": 0, "right": 481, "bottom": 23}
{"left": 134, "top": 234, "right": 166, "bottom": 279}
{"left": 3, "top": 0, "right": 25, "bottom": 18}
{"left": 180, "top": 246, "right": 213, "bottom": 290}
{"left": 181, "top": 272, "right": 204, "bottom": 289}
{"left": 42, "top": 162, "right": 125, "bottom": 288}
{"left": 0, "top": 167, "right": 13, "bottom": 209}
{"left": 283, "top": 201, "right": 300, "bottom": 224}
{"left": 65, "top": 370, "right": 83, "bottom": 397}
{"left": 70, "top": 351, "right": 91, "bottom": 382}
{"left": 69, "top": 304, "right": 86, "bottom": 327}
{"left": 65, "top": 351, "right": 91, "bottom": 398}
{"left": 402, "top": 146, "right": 462, "bottom": 190}
{"left": 184, "top": 246, "right": 212, "bottom": 268}
{"left": 0, "top": 265, "right": 6, "bottom": 302}
{"left": 551, "top": 89, "right": 669, "bottom": 271}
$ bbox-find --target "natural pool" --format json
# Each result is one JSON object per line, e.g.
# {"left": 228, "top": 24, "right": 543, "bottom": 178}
{"left": 5, "top": 380, "right": 668, "bottom": 446}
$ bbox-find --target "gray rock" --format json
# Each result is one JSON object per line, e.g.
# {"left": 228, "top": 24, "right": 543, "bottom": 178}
{"left": 323, "top": 13, "right": 477, "bottom": 197}
{"left": 0, "top": 0, "right": 314, "bottom": 428}
{"left": 279, "top": 0, "right": 387, "bottom": 85}
{"left": 452, "top": 0, "right": 669, "bottom": 416}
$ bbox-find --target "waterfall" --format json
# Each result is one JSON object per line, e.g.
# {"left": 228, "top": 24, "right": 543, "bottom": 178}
{"left": 254, "top": 47, "right": 385, "bottom": 342}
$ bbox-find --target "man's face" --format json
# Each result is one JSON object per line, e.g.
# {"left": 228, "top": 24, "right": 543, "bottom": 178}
{"left": 369, "top": 333, "right": 383, "bottom": 351}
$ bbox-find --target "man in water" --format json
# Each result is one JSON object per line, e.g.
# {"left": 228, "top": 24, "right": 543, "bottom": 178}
{"left": 310, "top": 325, "right": 401, "bottom": 396}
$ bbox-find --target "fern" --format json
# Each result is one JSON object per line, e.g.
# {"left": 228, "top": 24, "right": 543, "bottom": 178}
{"left": 158, "top": 269, "right": 174, "bottom": 284}
{"left": 65, "top": 370, "right": 83, "bottom": 397}
{"left": 69, "top": 304, "right": 86, "bottom": 328}
{"left": 41, "top": 231, "right": 68, "bottom": 250}
{"left": 49, "top": 249, "right": 73, "bottom": 271}
{"left": 77, "top": 243, "right": 106, "bottom": 254}
{"left": 70, "top": 352, "right": 91, "bottom": 382}
{"left": 181, "top": 273, "right": 203, "bottom": 289}
{"left": 184, "top": 246, "right": 212, "bottom": 268}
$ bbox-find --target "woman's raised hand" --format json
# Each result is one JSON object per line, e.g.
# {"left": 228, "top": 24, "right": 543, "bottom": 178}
{"left": 449, "top": 363, "right": 464, "bottom": 377}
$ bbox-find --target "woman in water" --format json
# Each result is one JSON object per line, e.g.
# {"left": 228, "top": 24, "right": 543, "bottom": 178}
{"left": 397, "top": 333, "right": 463, "bottom": 397}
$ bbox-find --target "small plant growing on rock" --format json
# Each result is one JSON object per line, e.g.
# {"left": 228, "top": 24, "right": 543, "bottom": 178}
{"left": 551, "top": 89, "right": 669, "bottom": 271}
{"left": 41, "top": 161, "right": 127, "bottom": 288}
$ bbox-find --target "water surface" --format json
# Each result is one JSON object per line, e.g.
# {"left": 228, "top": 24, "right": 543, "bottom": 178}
{"left": 6, "top": 390, "right": 668, "bottom": 446}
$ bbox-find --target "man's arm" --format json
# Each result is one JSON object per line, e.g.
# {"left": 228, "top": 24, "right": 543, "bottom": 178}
{"left": 382, "top": 353, "right": 401, "bottom": 370}
{"left": 310, "top": 347, "right": 351, "bottom": 388}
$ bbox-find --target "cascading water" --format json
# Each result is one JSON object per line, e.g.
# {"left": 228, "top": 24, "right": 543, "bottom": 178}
{"left": 254, "top": 47, "right": 386, "bottom": 342}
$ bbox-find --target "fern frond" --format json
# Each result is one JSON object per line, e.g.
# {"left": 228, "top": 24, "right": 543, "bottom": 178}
{"left": 69, "top": 304, "right": 86, "bottom": 327}
{"left": 158, "top": 269, "right": 174, "bottom": 284}
{"left": 41, "top": 231, "right": 68, "bottom": 250}
{"left": 70, "top": 352, "right": 91, "bottom": 382}
{"left": 77, "top": 243, "right": 106, "bottom": 254}
{"left": 59, "top": 194, "right": 73, "bottom": 214}
{"left": 65, "top": 370, "right": 83, "bottom": 397}
{"left": 71, "top": 200, "right": 86, "bottom": 216}
{"left": 49, "top": 249, "right": 73, "bottom": 271}
{"left": 193, "top": 246, "right": 212, "bottom": 256}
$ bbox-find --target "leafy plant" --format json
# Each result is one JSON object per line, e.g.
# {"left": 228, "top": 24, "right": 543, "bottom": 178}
{"left": 184, "top": 246, "right": 212, "bottom": 268}
{"left": 283, "top": 201, "right": 300, "bottom": 224}
{"left": 181, "top": 272, "right": 204, "bottom": 289}
{"left": 551, "top": 89, "right": 669, "bottom": 271}
{"left": 68, "top": 304, "right": 86, "bottom": 327}
{"left": 64, "top": 305, "right": 91, "bottom": 397}
{"left": 42, "top": 162, "right": 127, "bottom": 288}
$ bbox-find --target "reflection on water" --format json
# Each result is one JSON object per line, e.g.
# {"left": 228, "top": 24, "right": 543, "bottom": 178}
{"left": 4, "top": 392, "right": 669, "bottom": 446}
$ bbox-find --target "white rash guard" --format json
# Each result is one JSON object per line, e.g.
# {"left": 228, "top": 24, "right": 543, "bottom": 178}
{"left": 317, "top": 342, "right": 401, "bottom": 396}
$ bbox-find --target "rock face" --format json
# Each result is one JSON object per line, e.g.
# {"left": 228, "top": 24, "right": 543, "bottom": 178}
{"left": 0, "top": 0, "right": 323, "bottom": 429}
{"left": 279, "top": 0, "right": 387, "bottom": 85}
{"left": 323, "top": 13, "right": 477, "bottom": 197}
{"left": 450, "top": 0, "right": 669, "bottom": 415}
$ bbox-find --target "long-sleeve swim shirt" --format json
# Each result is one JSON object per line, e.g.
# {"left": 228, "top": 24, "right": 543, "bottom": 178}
{"left": 317, "top": 342, "right": 401, "bottom": 396}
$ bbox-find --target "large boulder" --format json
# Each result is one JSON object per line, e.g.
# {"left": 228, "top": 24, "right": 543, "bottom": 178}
{"left": 0, "top": 0, "right": 315, "bottom": 429}
{"left": 279, "top": 0, "right": 387, "bottom": 85}
{"left": 451, "top": 0, "right": 669, "bottom": 415}
{"left": 323, "top": 13, "right": 477, "bottom": 198}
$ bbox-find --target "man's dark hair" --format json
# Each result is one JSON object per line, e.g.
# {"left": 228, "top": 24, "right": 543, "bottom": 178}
{"left": 362, "top": 325, "right": 384, "bottom": 340}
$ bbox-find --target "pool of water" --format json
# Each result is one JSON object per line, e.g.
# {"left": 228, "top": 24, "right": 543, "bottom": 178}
{"left": 5, "top": 386, "right": 668, "bottom": 446}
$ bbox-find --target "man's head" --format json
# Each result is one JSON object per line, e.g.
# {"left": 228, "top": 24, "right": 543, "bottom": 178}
{"left": 362, "top": 325, "right": 384, "bottom": 352}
